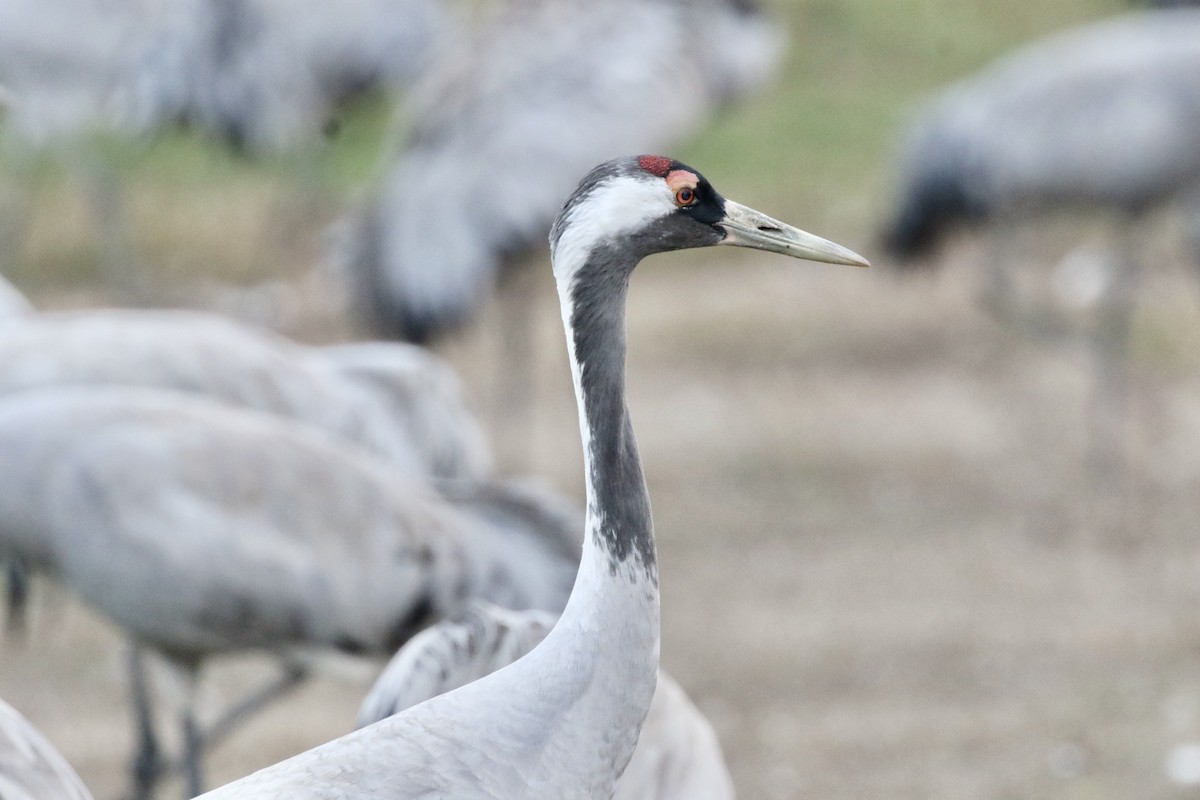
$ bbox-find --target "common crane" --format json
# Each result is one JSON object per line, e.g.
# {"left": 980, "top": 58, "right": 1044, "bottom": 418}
{"left": 0, "top": 387, "right": 579, "bottom": 797}
{"left": 191, "top": 156, "right": 866, "bottom": 798}
{"left": 336, "top": 0, "right": 784, "bottom": 342}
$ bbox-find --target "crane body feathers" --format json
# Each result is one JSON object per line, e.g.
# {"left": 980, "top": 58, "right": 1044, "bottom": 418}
{"left": 884, "top": 10, "right": 1200, "bottom": 259}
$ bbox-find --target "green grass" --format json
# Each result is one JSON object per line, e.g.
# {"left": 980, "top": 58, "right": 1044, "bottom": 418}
{"left": 0, "top": 0, "right": 1127, "bottom": 297}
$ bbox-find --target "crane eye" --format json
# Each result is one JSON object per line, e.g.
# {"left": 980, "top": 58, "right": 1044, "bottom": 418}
{"left": 674, "top": 187, "right": 697, "bottom": 207}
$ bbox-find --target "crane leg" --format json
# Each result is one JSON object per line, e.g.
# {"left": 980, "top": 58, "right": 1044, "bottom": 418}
{"left": 1173, "top": 185, "right": 1200, "bottom": 305}
{"left": 4, "top": 557, "right": 29, "bottom": 638}
{"left": 194, "top": 659, "right": 309, "bottom": 754}
{"left": 976, "top": 219, "right": 1021, "bottom": 323}
{"left": 128, "top": 658, "right": 307, "bottom": 797}
{"left": 127, "top": 643, "right": 165, "bottom": 800}
{"left": 181, "top": 711, "right": 204, "bottom": 799}
{"left": 977, "top": 218, "right": 1071, "bottom": 341}
{"left": 1085, "top": 225, "right": 1142, "bottom": 490}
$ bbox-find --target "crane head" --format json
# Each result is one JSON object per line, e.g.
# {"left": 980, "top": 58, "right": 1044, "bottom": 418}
{"left": 550, "top": 156, "right": 869, "bottom": 276}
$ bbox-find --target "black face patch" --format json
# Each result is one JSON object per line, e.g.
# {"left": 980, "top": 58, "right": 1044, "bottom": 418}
{"left": 673, "top": 177, "right": 726, "bottom": 227}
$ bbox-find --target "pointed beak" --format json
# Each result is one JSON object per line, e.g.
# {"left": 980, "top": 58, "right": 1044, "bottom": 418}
{"left": 716, "top": 200, "right": 870, "bottom": 267}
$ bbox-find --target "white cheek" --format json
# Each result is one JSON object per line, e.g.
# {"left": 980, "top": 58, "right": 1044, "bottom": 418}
{"left": 551, "top": 178, "right": 675, "bottom": 285}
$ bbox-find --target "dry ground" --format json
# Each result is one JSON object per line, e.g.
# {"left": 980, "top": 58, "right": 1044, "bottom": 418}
{"left": 3, "top": 229, "right": 1200, "bottom": 799}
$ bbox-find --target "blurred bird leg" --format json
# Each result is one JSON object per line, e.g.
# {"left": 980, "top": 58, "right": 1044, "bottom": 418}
{"left": 3, "top": 558, "right": 29, "bottom": 639}
{"left": 186, "top": 660, "right": 309, "bottom": 757}
{"left": 127, "top": 643, "right": 308, "bottom": 799}
{"left": 128, "top": 643, "right": 165, "bottom": 800}
{"left": 1085, "top": 216, "right": 1145, "bottom": 488}
{"left": 975, "top": 218, "right": 1075, "bottom": 342}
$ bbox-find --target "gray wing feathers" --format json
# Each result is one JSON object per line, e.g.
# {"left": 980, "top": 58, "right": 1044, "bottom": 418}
{"left": 358, "top": 603, "right": 558, "bottom": 726}
{"left": 0, "top": 309, "right": 491, "bottom": 480}
{"left": 885, "top": 11, "right": 1200, "bottom": 256}
{"left": 309, "top": 340, "right": 493, "bottom": 481}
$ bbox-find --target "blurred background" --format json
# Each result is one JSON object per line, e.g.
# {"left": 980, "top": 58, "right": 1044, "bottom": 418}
{"left": 3, "top": 0, "right": 1200, "bottom": 798}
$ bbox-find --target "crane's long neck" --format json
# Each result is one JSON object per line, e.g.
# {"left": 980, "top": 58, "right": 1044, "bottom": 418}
{"left": 566, "top": 261, "right": 656, "bottom": 583}
{"left": 542, "top": 244, "right": 660, "bottom": 789}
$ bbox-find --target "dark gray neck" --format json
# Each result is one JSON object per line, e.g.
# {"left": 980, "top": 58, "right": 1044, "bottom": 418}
{"left": 567, "top": 248, "right": 656, "bottom": 583}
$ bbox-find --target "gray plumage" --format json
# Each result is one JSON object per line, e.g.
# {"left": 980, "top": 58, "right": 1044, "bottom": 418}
{"left": 357, "top": 603, "right": 735, "bottom": 800}
{"left": 0, "top": 0, "right": 443, "bottom": 151}
{"left": 335, "top": 0, "right": 783, "bottom": 341}
{"left": 882, "top": 10, "right": 1200, "bottom": 260}
{"left": 308, "top": 340, "right": 492, "bottom": 482}
{"left": 356, "top": 604, "right": 559, "bottom": 727}
{"left": 0, "top": 388, "right": 577, "bottom": 650}
{"left": 0, "top": 386, "right": 578, "bottom": 794}
{"left": 0, "top": 697, "right": 93, "bottom": 800}
{"left": 0, "top": 308, "right": 489, "bottom": 481}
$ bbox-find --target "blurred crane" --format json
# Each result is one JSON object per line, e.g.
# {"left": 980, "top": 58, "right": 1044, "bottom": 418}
{"left": 882, "top": 10, "right": 1200, "bottom": 282}
{"left": 0, "top": 0, "right": 445, "bottom": 302}
{"left": 0, "top": 0, "right": 444, "bottom": 151}
{"left": 310, "top": 340, "right": 492, "bottom": 482}
{"left": 0, "top": 306, "right": 491, "bottom": 650}
{"left": 880, "top": 10, "right": 1200, "bottom": 473}
{"left": 0, "top": 387, "right": 581, "bottom": 798}
{"left": 358, "top": 603, "right": 735, "bottom": 800}
{"left": 335, "top": 0, "right": 784, "bottom": 342}
{"left": 0, "top": 308, "right": 490, "bottom": 481}
{"left": 0, "top": 696, "right": 93, "bottom": 800}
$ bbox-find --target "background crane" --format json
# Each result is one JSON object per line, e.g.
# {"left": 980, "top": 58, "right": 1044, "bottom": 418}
{"left": 879, "top": 9, "right": 1200, "bottom": 474}
{"left": 0, "top": 0, "right": 446, "bottom": 304}
{"left": 0, "top": 0, "right": 444, "bottom": 151}
{"left": 0, "top": 386, "right": 581, "bottom": 797}
{"left": 0, "top": 307, "right": 491, "bottom": 481}
{"left": 333, "top": 0, "right": 784, "bottom": 343}
{"left": 881, "top": 10, "right": 1200, "bottom": 285}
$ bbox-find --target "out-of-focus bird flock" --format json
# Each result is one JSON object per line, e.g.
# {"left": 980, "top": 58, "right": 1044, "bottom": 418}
{"left": 2, "top": 0, "right": 1200, "bottom": 798}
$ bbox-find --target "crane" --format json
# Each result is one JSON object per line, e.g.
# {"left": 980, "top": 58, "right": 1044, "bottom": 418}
{"left": 0, "top": 306, "right": 492, "bottom": 650}
{"left": 0, "top": 386, "right": 581, "bottom": 798}
{"left": 880, "top": 9, "right": 1200, "bottom": 471}
{"left": 0, "top": 696, "right": 93, "bottom": 800}
{"left": 335, "top": 0, "right": 784, "bottom": 342}
{"left": 357, "top": 602, "right": 735, "bottom": 800}
{"left": 0, "top": 0, "right": 445, "bottom": 302}
{"left": 881, "top": 10, "right": 1200, "bottom": 296}
{"left": 0, "top": 0, "right": 443, "bottom": 151}
{"left": 0, "top": 308, "right": 490, "bottom": 482}
{"left": 192, "top": 156, "right": 867, "bottom": 798}
{"left": 308, "top": 340, "right": 492, "bottom": 482}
